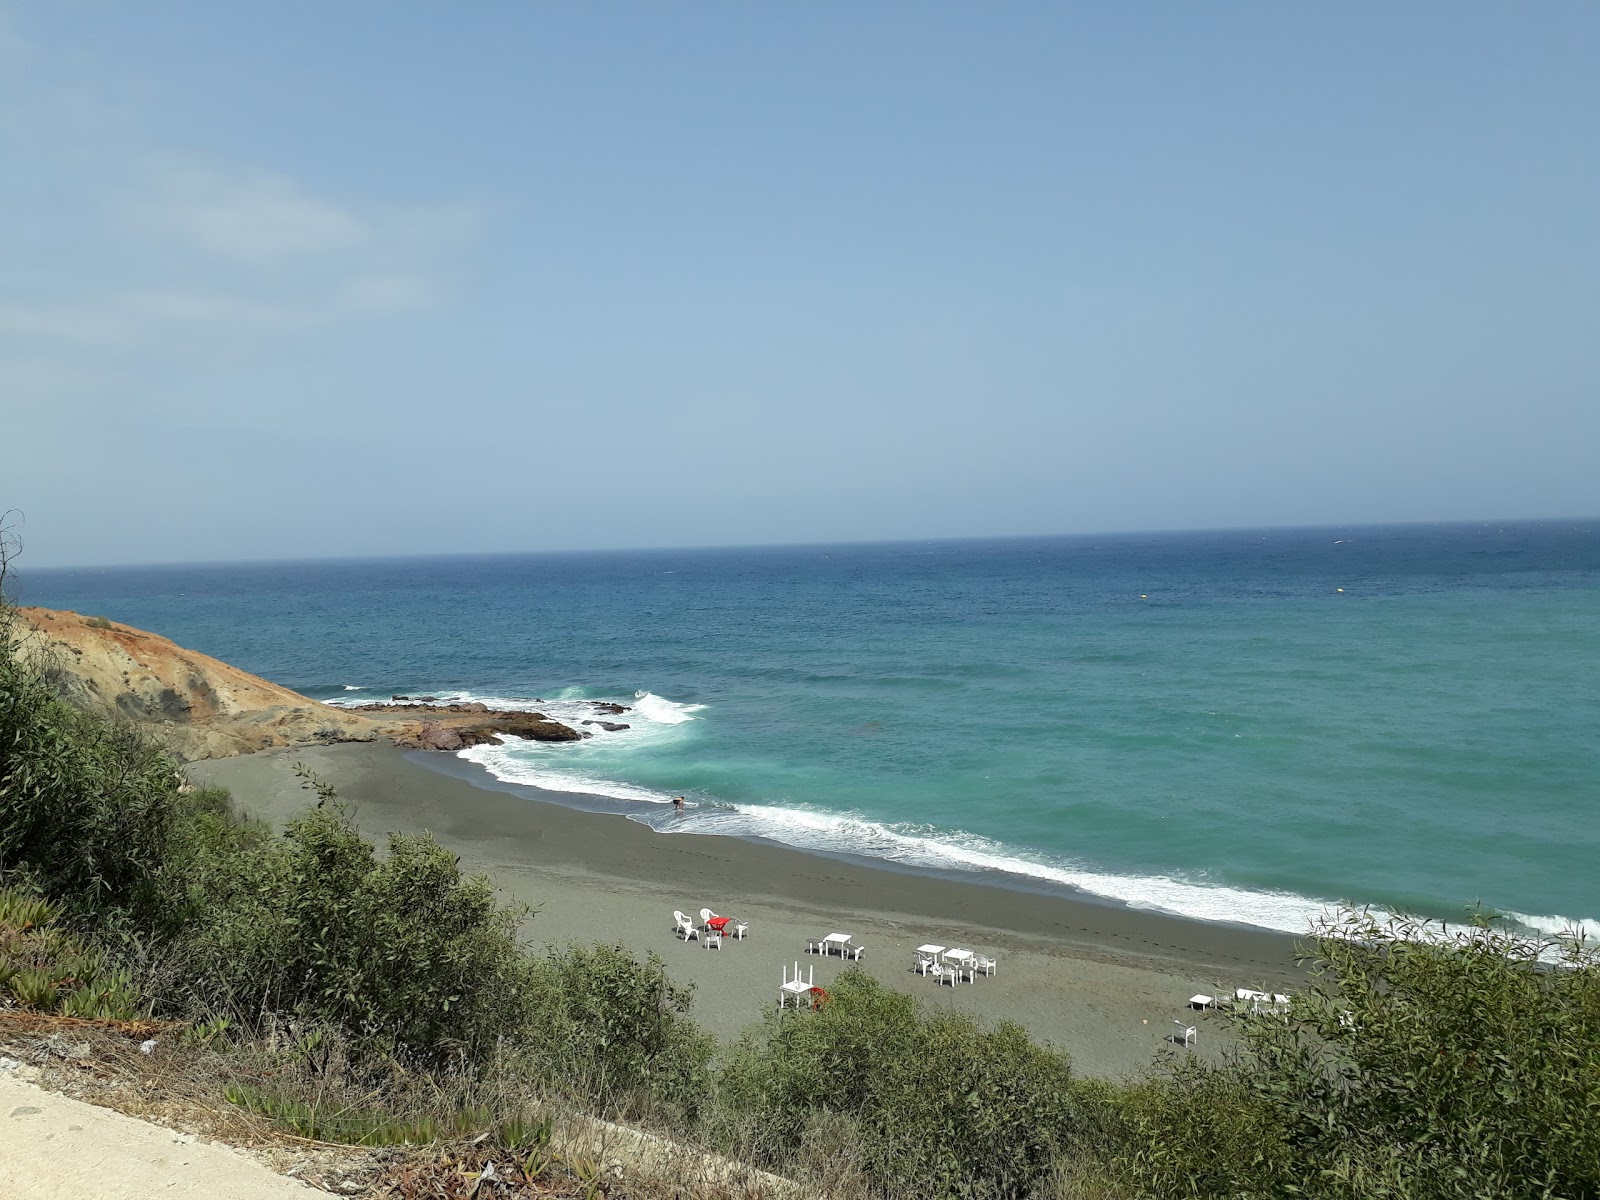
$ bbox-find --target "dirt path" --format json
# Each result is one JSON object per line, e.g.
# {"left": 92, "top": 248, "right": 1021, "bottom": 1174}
{"left": 0, "top": 1069, "right": 318, "bottom": 1200}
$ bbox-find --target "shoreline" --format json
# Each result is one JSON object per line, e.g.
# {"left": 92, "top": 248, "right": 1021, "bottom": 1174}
{"left": 192, "top": 742, "right": 1307, "bottom": 1080}
{"left": 416, "top": 746, "right": 1309, "bottom": 941}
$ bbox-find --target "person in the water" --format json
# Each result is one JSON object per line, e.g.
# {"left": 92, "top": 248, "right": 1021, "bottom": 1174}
{"left": 673, "top": 795, "right": 685, "bottom": 812}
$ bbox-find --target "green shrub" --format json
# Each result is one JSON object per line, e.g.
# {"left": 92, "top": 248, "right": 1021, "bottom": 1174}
{"left": 521, "top": 941, "right": 715, "bottom": 1123}
{"left": 1101, "top": 911, "right": 1600, "bottom": 1200}
{"left": 84, "top": 615, "right": 113, "bottom": 630}
{"left": 0, "top": 611, "right": 206, "bottom": 931}
{"left": 171, "top": 801, "right": 535, "bottom": 1068}
{"left": 718, "top": 968, "right": 1080, "bottom": 1198}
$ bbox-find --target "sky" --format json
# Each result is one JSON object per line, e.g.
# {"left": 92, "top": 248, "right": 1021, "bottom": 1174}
{"left": 3, "top": 3, "right": 1597, "bottom": 568}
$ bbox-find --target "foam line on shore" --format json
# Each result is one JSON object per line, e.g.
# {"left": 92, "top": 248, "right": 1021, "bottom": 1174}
{"left": 456, "top": 736, "right": 1335, "bottom": 936}
{"left": 456, "top": 743, "right": 1599, "bottom": 946}
{"left": 328, "top": 691, "right": 1598, "bottom": 946}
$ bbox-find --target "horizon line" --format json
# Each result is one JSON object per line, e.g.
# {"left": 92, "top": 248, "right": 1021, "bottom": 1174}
{"left": 9, "top": 513, "right": 1596, "bottom": 575}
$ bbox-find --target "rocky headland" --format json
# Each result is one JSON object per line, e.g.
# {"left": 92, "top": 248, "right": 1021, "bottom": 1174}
{"left": 13, "top": 607, "right": 585, "bottom": 760}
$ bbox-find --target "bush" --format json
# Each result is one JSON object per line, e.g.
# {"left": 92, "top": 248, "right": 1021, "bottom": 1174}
{"left": 1101, "top": 911, "right": 1600, "bottom": 1200}
{"left": 171, "top": 801, "right": 535, "bottom": 1068}
{"left": 0, "top": 616, "right": 194, "bottom": 929}
{"left": 521, "top": 941, "right": 715, "bottom": 1123}
{"left": 718, "top": 968, "right": 1080, "bottom": 1198}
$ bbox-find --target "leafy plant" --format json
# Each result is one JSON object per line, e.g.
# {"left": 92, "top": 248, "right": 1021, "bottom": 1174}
{"left": 170, "top": 794, "right": 536, "bottom": 1067}
{"left": 1100, "top": 910, "right": 1600, "bottom": 1200}
{"left": 223, "top": 1083, "right": 490, "bottom": 1146}
{"left": 0, "top": 615, "right": 209, "bottom": 932}
{"left": 521, "top": 941, "right": 715, "bottom": 1122}
{"left": 8, "top": 966, "right": 60, "bottom": 1011}
{"left": 0, "top": 885, "right": 147, "bottom": 1019}
{"left": 719, "top": 967, "right": 1081, "bottom": 1199}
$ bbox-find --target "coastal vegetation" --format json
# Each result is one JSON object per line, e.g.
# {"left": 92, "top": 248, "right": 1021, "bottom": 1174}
{"left": 3, "top": 581, "right": 1598, "bottom": 1198}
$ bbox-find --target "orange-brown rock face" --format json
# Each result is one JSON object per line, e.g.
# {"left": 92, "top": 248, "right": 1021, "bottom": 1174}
{"left": 14, "top": 607, "right": 386, "bottom": 759}
{"left": 12, "top": 608, "right": 581, "bottom": 761}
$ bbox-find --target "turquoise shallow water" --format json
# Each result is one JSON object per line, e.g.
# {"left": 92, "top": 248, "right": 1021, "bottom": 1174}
{"left": 15, "top": 521, "right": 1599, "bottom": 936}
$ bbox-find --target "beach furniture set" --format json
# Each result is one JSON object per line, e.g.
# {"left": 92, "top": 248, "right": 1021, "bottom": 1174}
{"left": 1174, "top": 987, "right": 1292, "bottom": 1046}
{"left": 806, "top": 931, "right": 865, "bottom": 960}
{"left": 672, "top": 908, "right": 748, "bottom": 948}
{"left": 1185, "top": 988, "right": 1289, "bottom": 1014}
{"left": 913, "top": 943, "right": 997, "bottom": 985}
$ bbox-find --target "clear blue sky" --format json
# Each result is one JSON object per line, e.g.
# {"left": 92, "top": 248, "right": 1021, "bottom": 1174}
{"left": 4, "top": 3, "right": 1597, "bottom": 567}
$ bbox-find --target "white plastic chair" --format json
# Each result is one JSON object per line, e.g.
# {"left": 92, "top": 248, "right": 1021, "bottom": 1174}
{"left": 673, "top": 910, "right": 699, "bottom": 942}
{"left": 846, "top": 944, "right": 866, "bottom": 962}
{"left": 1172, "top": 1021, "right": 1196, "bottom": 1047}
{"left": 914, "top": 951, "right": 935, "bottom": 975}
{"left": 806, "top": 937, "right": 824, "bottom": 956}
{"left": 732, "top": 921, "right": 749, "bottom": 940}
{"left": 704, "top": 930, "right": 723, "bottom": 950}
{"left": 949, "top": 960, "right": 974, "bottom": 985}
{"left": 931, "top": 962, "right": 955, "bottom": 986}
{"left": 973, "top": 954, "right": 997, "bottom": 977}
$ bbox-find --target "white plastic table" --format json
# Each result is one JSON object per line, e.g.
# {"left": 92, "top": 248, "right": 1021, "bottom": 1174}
{"left": 916, "top": 944, "right": 946, "bottom": 956}
{"left": 943, "top": 948, "right": 975, "bottom": 966}
{"left": 778, "top": 979, "right": 814, "bottom": 1009}
{"left": 823, "top": 933, "right": 854, "bottom": 957}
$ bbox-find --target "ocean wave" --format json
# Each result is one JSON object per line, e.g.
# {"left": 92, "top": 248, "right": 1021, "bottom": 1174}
{"left": 329, "top": 687, "right": 1593, "bottom": 946}
{"left": 452, "top": 745, "right": 1598, "bottom": 947}
{"left": 457, "top": 742, "right": 676, "bottom": 805}
{"left": 1501, "top": 909, "right": 1600, "bottom": 945}
{"left": 632, "top": 691, "right": 706, "bottom": 725}
{"left": 324, "top": 687, "right": 704, "bottom": 750}
{"left": 689, "top": 802, "right": 1336, "bottom": 935}
{"left": 454, "top": 744, "right": 1329, "bottom": 934}
{"left": 343, "top": 685, "right": 364, "bottom": 691}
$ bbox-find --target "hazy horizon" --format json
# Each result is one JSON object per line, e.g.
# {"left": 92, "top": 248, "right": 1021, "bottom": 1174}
{"left": 9, "top": 513, "right": 1595, "bottom": 576}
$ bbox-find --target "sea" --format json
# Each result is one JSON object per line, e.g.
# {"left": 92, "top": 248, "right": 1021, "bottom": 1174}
{"left": 13, "top": 521, "right": 1599, "bottom": 941}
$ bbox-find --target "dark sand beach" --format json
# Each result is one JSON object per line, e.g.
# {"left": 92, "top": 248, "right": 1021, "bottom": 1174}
{"left": 193, "top": 743, "right": 1306, "bottom": 1080}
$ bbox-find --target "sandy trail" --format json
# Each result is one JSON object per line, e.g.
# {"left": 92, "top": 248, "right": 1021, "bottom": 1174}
{"left": 0, "top": 1069, "right": 317, "bottom": 1200}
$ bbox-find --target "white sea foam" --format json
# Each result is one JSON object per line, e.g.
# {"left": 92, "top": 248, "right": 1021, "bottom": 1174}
{"left": 632, "top": 691, "right": 706, "bottom": 725}
{"left": 1501, "top": 909, "right": 1600, "bottom": 945}
{"left": 455, "top": 739, "right": 1331, "bottom": 933}
{"left": 457, "top": 742, "right": 675, "bottom": 804}
{"left": 330, "top": 688, "right": 1589, "bottom": 945}
{"left": 691, "top": 801, "right": 1337, "bottom": 935}
{"left": 343, "top": 685, "right": 364, "bottom": 691}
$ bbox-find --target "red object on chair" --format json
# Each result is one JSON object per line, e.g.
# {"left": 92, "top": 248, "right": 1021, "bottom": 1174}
{"left": 707, "top": 916, "right": 731, "bottom": 933}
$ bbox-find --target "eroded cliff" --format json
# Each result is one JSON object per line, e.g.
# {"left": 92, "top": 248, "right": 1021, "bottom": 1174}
{"left": 13, "top": 608, "right": 581, "bottom": 760}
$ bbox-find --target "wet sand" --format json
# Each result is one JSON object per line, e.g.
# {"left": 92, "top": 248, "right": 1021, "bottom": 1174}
{"left": 192, "top": 743, "right": 1306, "bottom": 1080}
